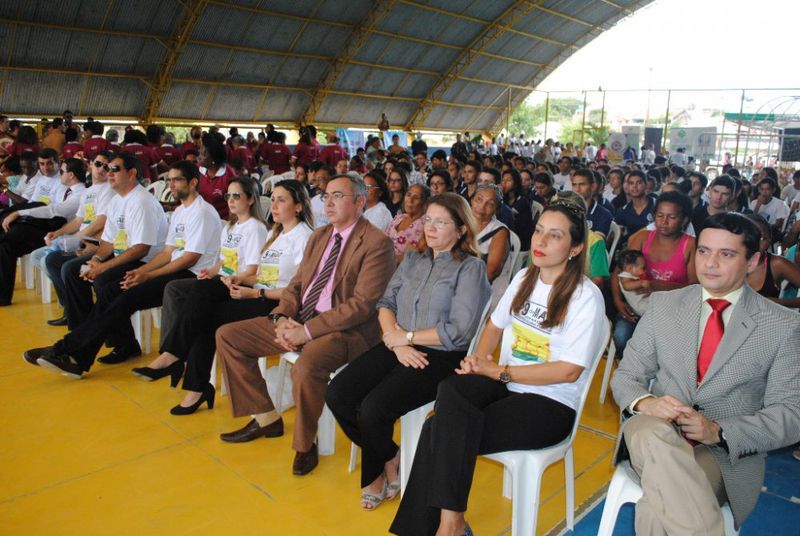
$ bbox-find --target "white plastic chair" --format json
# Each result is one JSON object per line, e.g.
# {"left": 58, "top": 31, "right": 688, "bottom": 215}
{"left": 480, "top": 320, "right": 610, "bottom": 536}
{"left": 39, "top": 264, "right": 52, "bottom": 304}
{"left": 607, "top": 221, "right": 621, "bottom": 264}
{"left": 131, "top": 307, "right": 160, "bottom": 355}
{"left": 19, "top": 254, "right": 35, "bottom": 289}
{"left": 598, "top": 337, "right": 617, "bottom": 404}
{"left": 531, "top": 200, "right": 544, "bottom": 224}
{"left": 146, "top": 180, "right": 167, "bottom": 200}
{"left": 597, "top": 459, "right": 738, "bottom": 536}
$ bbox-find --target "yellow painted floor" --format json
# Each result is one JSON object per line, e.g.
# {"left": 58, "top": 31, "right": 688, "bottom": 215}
{"left": 0, "top": 276, "right": 621, "bottom": 535}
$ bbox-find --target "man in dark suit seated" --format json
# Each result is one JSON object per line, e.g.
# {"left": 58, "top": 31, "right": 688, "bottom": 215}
{"left": 611, "top": 212, "right": 800, "bottom": 535}
{"left": 215, "top": 174, "right": 396, "bottom": 476}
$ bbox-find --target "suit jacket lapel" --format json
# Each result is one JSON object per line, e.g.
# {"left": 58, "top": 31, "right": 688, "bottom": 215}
{"left": 699, "top": 285, "right": 757, "bottom": 387}
{"left": 301, "top": 225, "right": 333, "bottom": 296}
{"left": 675, "top": 287, "right": 702, "bottom": 396}
{"left": 332, "top": 218, "right": 366, "bottom": 292}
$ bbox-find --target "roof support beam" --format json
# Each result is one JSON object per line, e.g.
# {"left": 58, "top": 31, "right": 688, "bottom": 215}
{"left": 300, "top": 0, "right": 397, "bottom": 125}
{"left": 0, "top": 18, "right": 168, "bottom": 47}
{"left": 0, "top": 65, "right": 154, "bottom": 89}
{"left": 404, "top": 0, "right": 535, "bottom": 131}
{"left": 142, "top": 0, "right": 209, "bottom": 123}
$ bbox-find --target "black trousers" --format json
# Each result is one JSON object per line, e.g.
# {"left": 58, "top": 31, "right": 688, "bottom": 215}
{"left": 326, "top": 343, "right": 466, "bottom": 488}
{"left": 389, "top": 374, "right": 576, "bottom": 536}
{"left": 54, "top": 269, "right": 196, "bottom": 370}
{"left": 0, "top": 216, "right": 65, "bottom": 304}
{"left": 160, "top": 277, "right": 274, "bottom": 392}
{"left": 44, "top": 250, "right": 91, "bottom": 307}
{"left": 61, "top": 256, "right": 143, "bottom": 330}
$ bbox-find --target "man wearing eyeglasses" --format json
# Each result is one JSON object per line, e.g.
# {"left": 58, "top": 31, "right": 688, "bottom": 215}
{"left": 26, "top": 160, "right": 221, "bottom": 377}
{"left": 0, "top": 157, "right": 87, "bottom": 305}
{"left": 215, "top": 173, "right": 396, "bottom": 476}
{"left": 39, "top": 151, "right": 115, "bottom": 325}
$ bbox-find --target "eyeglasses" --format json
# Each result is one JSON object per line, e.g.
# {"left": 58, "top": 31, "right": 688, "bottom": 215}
{"left": 421, "top": 216, "right": 455, "bottom": 229}
{"left": 365, "top": 185, "right": 380, "bottom": 190}
{"left": 108, "top": 165, "right": 122, "bottom": 173}
{"left": 387, "top": 178, "right": 403, "bottom": 184}
{"left": 224, "top": 192, "right": 243, "bottom": 200}
{"left": 93, "top": 161, "right": 109, "bottom": 171}
{"left": 167, "top": 177, "right": 188, "bottom": 183}
{"left": 320, "top": 192, "right": 356, "bottom": 202}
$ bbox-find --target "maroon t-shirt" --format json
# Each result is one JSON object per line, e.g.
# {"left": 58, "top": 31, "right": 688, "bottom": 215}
{"left": 62, "top": 142, "right": 84, "bottom": 160}
{"left": 228, "top": 146, "right": 255, "bottom": 172}
{"left": 260, "top": 143, "right": 292, "bottom": 174}
{"left": 181, "top": 141, "right": 198, "bottom": 155}
{"left": 121, "top": 143, "right": 161, "bottom": 181}
{"left": 83, "top": 136, "right": 109, "bottom": 161}
{"left": 199, "top": 164, "right": 236, "bottom": 220}
{"left": 156, "top": 144, "right": 182, "bottom": 165}
{"left": 319, "top": 144, "right": 349, "bottom": 168}
{"left": 8, "top": 142, "right": 39, "bottom": 157}
{"left": 292, "top": 142, "right": 321, "bottom": 166}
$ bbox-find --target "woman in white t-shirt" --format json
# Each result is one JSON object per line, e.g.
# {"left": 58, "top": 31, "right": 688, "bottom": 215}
{"left": 362, "top": 171, "right": 393, "bottom": 232}
{"left": 390, "top": 200, "right": 607, "bottom": 536}
{"left": 133, "top": 178, "right": 293, "bottom": 415}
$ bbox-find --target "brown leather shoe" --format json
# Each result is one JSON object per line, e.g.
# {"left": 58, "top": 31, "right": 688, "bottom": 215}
{"left": 219, "top": 418, "right": 284, "bottom": 443}
{"left": 292, "top": 443, "right": 318, "bottom": 476}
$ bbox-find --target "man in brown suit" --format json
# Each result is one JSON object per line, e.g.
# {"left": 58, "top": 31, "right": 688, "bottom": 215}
{"left": 216, "top": 174, "right": 396, "bottom": 475}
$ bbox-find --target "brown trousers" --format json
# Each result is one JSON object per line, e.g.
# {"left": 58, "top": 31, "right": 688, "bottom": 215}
{"left": 624, "top": 414, "right": 727, "bottom": 536}
{"left": 216, "top": 316, "right": 348, "bottom": 452}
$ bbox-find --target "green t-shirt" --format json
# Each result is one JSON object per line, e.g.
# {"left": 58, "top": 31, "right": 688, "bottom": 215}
{"left": 586, "top": 231, "right": 610, "bottom": 278}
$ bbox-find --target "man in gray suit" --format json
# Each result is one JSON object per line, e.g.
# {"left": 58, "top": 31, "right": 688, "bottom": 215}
{"left": 611, "top": 212, "right": 800, "bottom": 535}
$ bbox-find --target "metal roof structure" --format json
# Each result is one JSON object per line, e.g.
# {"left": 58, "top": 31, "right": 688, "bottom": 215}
{"left": 0, "top": 0, "right": 655, "bottom": 132}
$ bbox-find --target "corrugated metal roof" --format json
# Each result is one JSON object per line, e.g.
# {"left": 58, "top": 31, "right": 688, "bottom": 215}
{"left": 0, "top": 0, "right": 656, "bottom": 130}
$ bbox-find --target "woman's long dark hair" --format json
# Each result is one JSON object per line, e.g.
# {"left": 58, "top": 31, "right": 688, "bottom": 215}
{"left": 510, "top": 201, "right": 588, "bottom": 329}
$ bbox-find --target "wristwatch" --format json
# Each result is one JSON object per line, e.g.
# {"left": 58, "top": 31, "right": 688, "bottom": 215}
{"left": 258, "top": 288, "right": 267, "bottom": 301}
{"left": 716, "top": 425, "right": 730, "bottom": 453}
{"left": 406, "top": 331, "right": 415, "bottom": 344}
{"left": 499, "top": 364, "right": 512, "bottom": 384}
{"left": 269, "top": 313, "right": 287, "bottom": 324}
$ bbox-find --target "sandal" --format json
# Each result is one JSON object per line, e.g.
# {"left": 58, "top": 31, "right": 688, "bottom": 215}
{"left": 360, "top": 479, "right": 388, "bottom": 511}
{"left": 386, "top": 478, "right": 401, "bottom": 500}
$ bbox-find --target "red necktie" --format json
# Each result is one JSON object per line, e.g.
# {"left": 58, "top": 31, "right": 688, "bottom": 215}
{"left": 697, "top": 299, "right": 731, "bottom": 383}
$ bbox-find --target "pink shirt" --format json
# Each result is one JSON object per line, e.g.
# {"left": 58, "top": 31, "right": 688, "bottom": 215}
{"left": 302, "top": 220, "right": 358, "bottom": 338}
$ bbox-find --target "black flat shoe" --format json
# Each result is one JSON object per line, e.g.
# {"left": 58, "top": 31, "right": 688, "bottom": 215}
{"left": 97, "top": 344, "right": 142, "bottom": 365}
{"left": 37, "top": 353, "right": 84, "bottom": 379}
{"left": 170, "top": 384, "right": 215, "bottom": 416}
{"left": 46, "top": 315, "right": 68, "bottom": 326}
{"left": 132, "top": 361, "right": 184, "bottom": 387}
{"left": 23, "top": 346, "right": 55, "bottom": 366}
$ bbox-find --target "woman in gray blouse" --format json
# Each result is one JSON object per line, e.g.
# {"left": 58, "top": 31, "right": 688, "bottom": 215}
{"left": 326, "top": 193, "right": 491, "bottom": 511}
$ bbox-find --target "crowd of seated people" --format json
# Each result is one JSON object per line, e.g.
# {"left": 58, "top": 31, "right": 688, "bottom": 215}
{"left": 0, "top": 113, "right": 798, "bottom": 534}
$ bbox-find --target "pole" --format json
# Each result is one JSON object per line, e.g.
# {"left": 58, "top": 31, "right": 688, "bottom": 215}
{"left": 580, "top": 90, "right": 587, "bottom": 146}
{"left": 599, "top": 90, "right": 606, "bottom": 131}
{"left": 543, "top": 92, "right": 550, "bottom": 141}
{"left": 506, "top": 87, "right": 511, "bottom": 136}
{"left": 734, "top": 89, "right": 745, "bottom": 165}
{"left": 662, "top": 89, "right": 671, "bottom": 155}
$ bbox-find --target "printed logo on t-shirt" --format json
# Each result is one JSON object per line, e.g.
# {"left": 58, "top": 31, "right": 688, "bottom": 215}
{"left": 174, "top": 223, "right": 186, "bottom": 250}
{"left": 114, "top": 215, "right": 128, "bottom": 254}
{"left": 256, "top": 248, "right": 281, "bottom": 288}
{"left": 511, "top": 301, "right": 551, "bottom": 363}
{"left": 646, "top": 212, "right": 654, "bottom": 223}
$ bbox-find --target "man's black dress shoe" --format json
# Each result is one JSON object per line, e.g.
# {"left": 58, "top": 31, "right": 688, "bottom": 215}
{"left": 219, "top": 418, "right": 284, "bottom": 443}
{"left": 292, "top": 443, "right": 318, "bottom": 476}
{"left": 46, "top": 315, "right": 68, "bottom": 326}
{"left": 37, "top": 353, "right": 84, "bottom": 379}
{"left": 23, "top": 346, "right": 55, "bottom": 366}
{"left": 97, "top": 344, "right": 142, "bottom": 364}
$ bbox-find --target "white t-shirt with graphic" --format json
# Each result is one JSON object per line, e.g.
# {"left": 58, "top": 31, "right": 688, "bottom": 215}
{"left": 490, "top": 272, "right": 605, "bottom": 410}
{"left": 311, "top": 194, "right": 328, "bottom": 228}
{"left": 28, "top": 173, "right": 60, "bottom": 205}
{"left": 101, "top": 184, "right": 168, "bottom": 263}
{"left": 749, "top": 196, "right": 789, "bottom": 224}
{"left": 363, "top": 202, "right": 393, "bottom": 232}
{"left": 76, "top": 182, "right": 114, "bottom": 230}
{"left": 254, "top": 223, "right": 313, "bottom": 290}
{"left": 166, "top": 196, "right": 223, "bottom": 275}
{"left": 219, "top": 218, "right": 269, "bottom": 276}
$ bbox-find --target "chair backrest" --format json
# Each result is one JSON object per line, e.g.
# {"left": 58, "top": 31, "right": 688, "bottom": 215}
{"left": 509, "top": 230, "right": 523, "bottom": 273}
{"left": 531, "top": 200, "right": 544, "bottom": 223}
{"left": 490, "top": 229, "right": 522, "bottom": 308}
{"left": 146, "top": 180, "right": 166, "bottom": 200}
{"left": 467, "top": 300, "right": 493, "bottom": 354}
{"left": 259, "top": 196, "right": 271, "bottom": 215}
{"left": 606, "top": 221, "right": 621, "bottom": 264}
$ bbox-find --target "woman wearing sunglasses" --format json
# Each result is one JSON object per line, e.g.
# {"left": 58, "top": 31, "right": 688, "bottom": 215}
{"left": 134, "top": 179, "right": 314, "bottom": 416}
{"left": 326, "top": 193, "right": 490, "bottom": 511}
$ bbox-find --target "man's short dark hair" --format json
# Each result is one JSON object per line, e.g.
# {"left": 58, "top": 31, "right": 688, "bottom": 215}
{"left": 431, "top": 149, "right": 447, "bottom": 161}
{"left": 63, "top": 157, "right": 87, "bottom": 183}
{"left": 625, "top": 169, "right": 646, "bottom": 183}
{"left": 572, "top": 167, "right": 595, "bottom": 184}
{"left": 465, "top": 159, "right": 482, "bottom": 173}
{"left": 39, "top": 148, "right": 59, "bottom": 162}
{"left": 654, "top": 155, "right": 667, "bottom": 165}
{"left": 709, "top": 175, "right": 735, "bottom": 192}
{"left": 169, "top": 160, "right": 201, "bottom": 184}
{"left": 671, "top": 165, "right": 686, "bottom": 179}
{"left": 688, "top": 171, "right": 708, "bottom": 190}
{"left": 114, "top": 152, "right": 143, "bottom": 180}
{"left": 700, "top": 212, "right": 761, "bottom": 259}
{"left": 757, "top": 177, "right": 777, "bottom": 192}
{"left": 87, "top": 120, "right": 105, "bottom": 136}
{"left": 483, "top": 167, "right": 501, "bottom": 184}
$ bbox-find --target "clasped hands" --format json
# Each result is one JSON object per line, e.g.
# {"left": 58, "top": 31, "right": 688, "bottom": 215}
{"left": 383, "top": 324, "right": 428, "bottom": 369}
{"left": 274, "top": 317, "right": 310, "bottom": 352}
{"left": 455, "top": 353, "right": 502, "bottom": 379}
{"left": 120, "top": 268, "right": 152, "bottom": 290}
{"left": 635, "top": 395, "right": 721, "bottom": 445}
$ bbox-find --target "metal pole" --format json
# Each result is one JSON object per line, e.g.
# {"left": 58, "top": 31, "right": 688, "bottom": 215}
{"left": 734, "top": 89, "right": 745, "bottom": 165}
{"left": 662, "top": 89, "right": 671, "bottom": 154}
{"left": 580, "top": 90, "right": 587, "bottom": 146}
{"left": 599, "top": 90, "right": 606, "bottom": 131}
{"left": 719, "top": 116, "right": 726, "bottom": 164}
{"left": 543, "top": 92, "right": 550, "bottom": 141}
{"left": 506, "top": 87, "right": 511, "bottom": 136}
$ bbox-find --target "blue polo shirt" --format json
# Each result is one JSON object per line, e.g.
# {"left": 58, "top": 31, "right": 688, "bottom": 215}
{"left": 614, "top": 196, "right": 655, "bottom": 239}
{"left": 587, "top": 200, "right": 613, "bottom": 236}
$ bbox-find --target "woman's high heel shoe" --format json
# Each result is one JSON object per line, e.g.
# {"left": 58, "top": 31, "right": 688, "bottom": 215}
{"left": 170, "top": 384, "right": 215, "bottom": 416}
{"left": 132, "top": 360, "right": 184, "bottom": 387}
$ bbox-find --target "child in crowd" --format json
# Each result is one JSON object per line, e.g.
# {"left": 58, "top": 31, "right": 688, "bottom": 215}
{"left": 616, "top": 249, "right": 650, "bottom": 316}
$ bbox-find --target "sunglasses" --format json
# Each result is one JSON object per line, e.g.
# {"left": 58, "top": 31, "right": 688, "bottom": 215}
{"left": 93, "top": 161, "right": 110, "bottom": 171}
{"left": 108, "top": 165, "right": 122, "bottom": 173}
{"left": 224, "top": 192, "right": 243, "bottom": 200}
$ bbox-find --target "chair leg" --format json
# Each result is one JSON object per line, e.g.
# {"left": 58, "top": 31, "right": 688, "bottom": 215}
{"left": 23, "top": 255, "right": 35, "bottom": 289}
{"left": 502, "top": 466, "right": 513, "bottom": 499}
{"left": 143, "top": 309, "right": 151, "bottom": 354}
{"left": 510, "top": 458, "right": 539, "bottom": 536}
{"left": 131, "top": 311, "right": 143, "bottom": 349}
{"left": 40, "top": 267, "right": 52, "bottom": 304}
{"left": 565, "top": 446, "right": 575, "bottom": 530}
{"left": 597, "top": 463, "right": 642, "bottom": 536}
{"left": 399, "top": 404, "right": 431, "bottom": 497}
{"left": 209, "top": 354, "right": 218, "bottom": 389}
{"left": 348, "top": 442, "right": 359, "bottom": 473}
{"left": 274, "top": 357, "right": 289, "bottom": 414}
{"left": 599, "top": 339, "right": 616, "bottom": 403}
{"left": 317, "top": 403, "right": 336, "bottom": 456}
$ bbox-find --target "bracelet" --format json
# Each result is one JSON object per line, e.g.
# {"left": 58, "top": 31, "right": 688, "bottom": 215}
{"left": 92, "top": 254, "right": 104, "bottom": 262}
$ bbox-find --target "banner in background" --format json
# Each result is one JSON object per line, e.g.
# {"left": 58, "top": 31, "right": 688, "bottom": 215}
{"left": 668, "top": 127, "right": 717, "bottom": 160}
{"left": 607, "top": 132, "right": 627, "bottom": 163}
{"left": 382, "top": 131, "right": 408, "bottom": 150}
{"left": 644, "top": 127, "right": 663, "bottom": 153}
{"left": 621, "top": 126, "right": 641, "bottom": 152}
{"left": 337, "top": 128, "right": 365, "bottom": 159}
